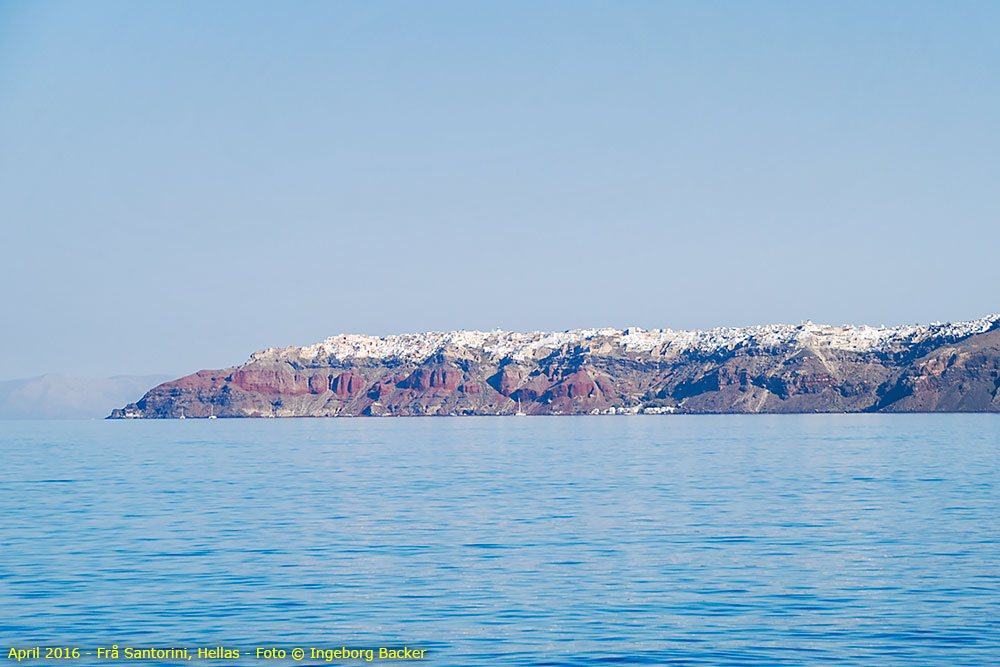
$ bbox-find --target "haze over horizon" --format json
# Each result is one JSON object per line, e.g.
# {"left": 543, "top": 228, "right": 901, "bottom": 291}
{"left": 2, "top": 1, "right": 998, "bottom": 381}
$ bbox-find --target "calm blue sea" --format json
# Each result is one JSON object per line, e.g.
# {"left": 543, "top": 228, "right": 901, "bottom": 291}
{"left": 1, "top": 416, "right": 998, "bottom": 666}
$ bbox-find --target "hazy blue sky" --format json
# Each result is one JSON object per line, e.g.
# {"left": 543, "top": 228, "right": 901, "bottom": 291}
{"left": 1, "top": 1, "right": 998, "bottom": 380}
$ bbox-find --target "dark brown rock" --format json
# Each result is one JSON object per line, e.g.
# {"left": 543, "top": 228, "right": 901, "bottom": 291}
{"left": 332, "top": 370, "right": 366, "bottom": 397}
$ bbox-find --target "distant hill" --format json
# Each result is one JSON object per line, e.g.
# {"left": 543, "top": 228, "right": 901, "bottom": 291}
{"left": 0, "top": 374, "right": 171, "bottom": 419}
{"left": 111, "top": 314, "right": 1000, "bottom": 418}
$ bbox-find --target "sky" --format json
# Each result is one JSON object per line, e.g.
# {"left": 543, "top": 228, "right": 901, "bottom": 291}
{"left": 1, "top": 1, "right": 998, "bottom": 380}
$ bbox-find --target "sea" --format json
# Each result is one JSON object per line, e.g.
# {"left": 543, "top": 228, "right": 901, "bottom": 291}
{"left": 1, "top": 415, "right": 997, "bottom": 666}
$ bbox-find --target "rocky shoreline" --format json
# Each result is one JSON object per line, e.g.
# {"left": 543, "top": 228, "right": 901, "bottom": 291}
{"left": 110, "top": 315, "right": 1000, "bottom": 418}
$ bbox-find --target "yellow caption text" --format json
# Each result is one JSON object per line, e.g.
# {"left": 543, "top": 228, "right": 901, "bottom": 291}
{"left": 6, "top": 646, "right": 426, "bottom": 662}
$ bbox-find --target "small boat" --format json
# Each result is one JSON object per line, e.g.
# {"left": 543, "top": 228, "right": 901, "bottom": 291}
{"left": 515, "top": 399, "right": 527, "bottom": 416}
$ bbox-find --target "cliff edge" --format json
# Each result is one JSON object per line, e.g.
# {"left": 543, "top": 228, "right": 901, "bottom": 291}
{"left": 110, "top": 315, "right": 1000, "bottom": 418}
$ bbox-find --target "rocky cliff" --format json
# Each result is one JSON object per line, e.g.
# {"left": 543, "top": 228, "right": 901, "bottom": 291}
{"left": 109, "top": 316, "right": 1000, "bottom": 418}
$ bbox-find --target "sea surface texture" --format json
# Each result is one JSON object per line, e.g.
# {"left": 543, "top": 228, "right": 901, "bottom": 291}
{"left": 1, "top": 416, "right": 998, "bottom": 666}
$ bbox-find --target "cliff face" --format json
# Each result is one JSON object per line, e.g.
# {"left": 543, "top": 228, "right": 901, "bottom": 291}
{"left": 109, "top": 316, "right": 1000, "bottom": 418}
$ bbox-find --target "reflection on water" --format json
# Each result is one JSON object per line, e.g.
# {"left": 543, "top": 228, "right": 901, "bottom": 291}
{"left": 1, "top": 415, "right": 998, "bottom": 665}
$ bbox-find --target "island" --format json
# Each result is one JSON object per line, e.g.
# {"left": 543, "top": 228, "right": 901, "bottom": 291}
{"left": 109, "top": 315, "right": 1000, "bottom": 418}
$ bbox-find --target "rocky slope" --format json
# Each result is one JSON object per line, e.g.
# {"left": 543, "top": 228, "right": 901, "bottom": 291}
{"left": 110, "top": 316, "right": 1000, "bottom": 418}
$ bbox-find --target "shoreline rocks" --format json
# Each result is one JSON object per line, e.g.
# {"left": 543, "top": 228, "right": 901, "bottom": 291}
{"left": 109, "top": 316, "right": 1000, "bottom": 418}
